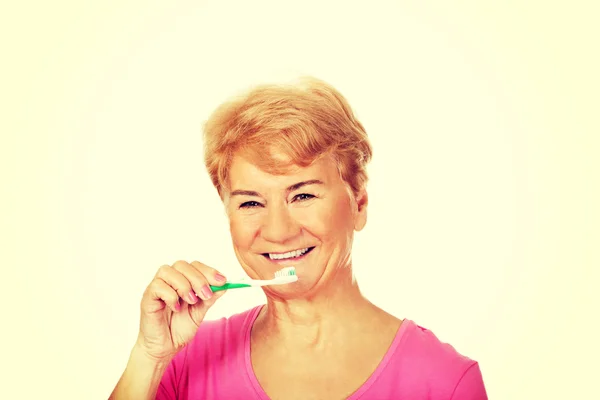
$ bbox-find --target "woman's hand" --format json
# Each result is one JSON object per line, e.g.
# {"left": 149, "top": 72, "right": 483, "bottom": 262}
{"left": 135, "top": 260, "right": 227, "bottom": 362}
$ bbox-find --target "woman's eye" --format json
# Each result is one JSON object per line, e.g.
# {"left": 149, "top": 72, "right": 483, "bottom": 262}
{"left": 293, "top": 193, "right": 315, "bottom": 202}
{"left": 240, "top": 201, "right": 262, "bottom": 209}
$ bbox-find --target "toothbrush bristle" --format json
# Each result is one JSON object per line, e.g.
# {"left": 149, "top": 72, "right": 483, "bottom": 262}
{"left": 275, "top": 267, "right": 296, "bottom": 277}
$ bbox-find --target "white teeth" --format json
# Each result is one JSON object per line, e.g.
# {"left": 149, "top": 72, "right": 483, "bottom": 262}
{"left": 269, "top": 247, "right": 310, "bottom": 260}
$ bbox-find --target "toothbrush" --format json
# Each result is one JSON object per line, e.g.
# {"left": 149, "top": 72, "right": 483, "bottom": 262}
{"left": 208, "top": 266, "right": 298, "bottom": 292}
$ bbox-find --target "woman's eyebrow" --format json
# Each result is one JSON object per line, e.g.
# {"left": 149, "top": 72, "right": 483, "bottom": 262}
{"left": 286, "top": 179, "right": 324, "bottom": 192}
{"left": 230, "top": 179, "right": 324, "bottom": 197}
{"left": 230, "top": 189, "right": 261, "bottom": 197}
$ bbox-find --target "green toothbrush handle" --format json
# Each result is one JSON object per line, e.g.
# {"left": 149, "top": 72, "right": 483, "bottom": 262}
{"left": 210, "top": 282, "right": 252, "bottom": 292}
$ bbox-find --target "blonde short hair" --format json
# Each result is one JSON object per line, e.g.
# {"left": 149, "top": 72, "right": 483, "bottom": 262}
{"left": 203, "top": 77, "right": 372, "bottom": 198}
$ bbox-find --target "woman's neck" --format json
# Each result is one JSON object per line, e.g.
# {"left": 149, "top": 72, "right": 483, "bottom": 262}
{"left": 253, "top": 268, "right": 391, "bottom": 350}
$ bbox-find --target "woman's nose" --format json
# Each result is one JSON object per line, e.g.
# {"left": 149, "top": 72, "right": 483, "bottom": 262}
{"left": 260, "top": 204, "right": 300, "bottom": 243}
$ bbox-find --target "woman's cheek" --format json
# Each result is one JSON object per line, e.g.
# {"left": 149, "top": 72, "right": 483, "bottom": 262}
{"left": 320, "top": 201, "right": 351, "bottom": 232}
{"left": 229, "top": 217, "right": 253, "bottom": 248}
{"left": 295, "top": 206, "right": 327, "bottom": 235}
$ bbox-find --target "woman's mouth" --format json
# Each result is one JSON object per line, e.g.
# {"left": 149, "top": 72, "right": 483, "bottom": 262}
{"left": 262, "top": 246, "right": 315, "bottom": 263}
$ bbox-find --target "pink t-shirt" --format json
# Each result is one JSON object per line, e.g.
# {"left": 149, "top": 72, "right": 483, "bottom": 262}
{"left": 157, "top": 305, "right": 487, "bottom": 399}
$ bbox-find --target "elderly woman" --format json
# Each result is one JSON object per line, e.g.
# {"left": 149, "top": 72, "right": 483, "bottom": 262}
{"left": 109, "top": 78, "right": 488, "bottom": 399}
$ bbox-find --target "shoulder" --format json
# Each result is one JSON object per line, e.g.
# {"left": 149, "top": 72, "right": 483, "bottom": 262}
{"left": 156, "top": 305, "right": 261, "bottom": 398}
{"left": 388, "top": 320, "right": 487, "bottom": 398}
{"left": 401, "top": 320, "right": 475, "bottom": 370}
{"left": 186, "top": 305, "right": 261, "bottom": 356}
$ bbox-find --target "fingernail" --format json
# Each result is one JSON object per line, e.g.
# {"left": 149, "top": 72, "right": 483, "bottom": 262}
{"left": 188, "top": 290, "right": 199, "bottom": 304}
{"left": 215, "top": 273, "right": 227, "bottom": 282}
{"left": 174, "top": 299, "right": 181, "bottom": 311}
{"left": 201, "top": 285, "right": 213, "bottom": 299}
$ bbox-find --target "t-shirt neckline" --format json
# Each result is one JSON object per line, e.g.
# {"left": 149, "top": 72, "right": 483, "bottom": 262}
{"left": 242, "top": 304, "right": 412, "bottom": 399}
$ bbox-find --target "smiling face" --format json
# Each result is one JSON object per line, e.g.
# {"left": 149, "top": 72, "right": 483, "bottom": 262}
{"left": 224, "top": 152, "right": 368, "bottom": 297}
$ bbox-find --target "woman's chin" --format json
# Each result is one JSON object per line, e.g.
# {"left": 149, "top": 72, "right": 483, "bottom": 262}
{"left": 263, "top": 279, "right": 312, "bottom": 298}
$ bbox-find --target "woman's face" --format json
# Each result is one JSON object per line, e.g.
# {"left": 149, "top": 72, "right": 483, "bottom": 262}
{"left": 224, "top": 153, "right": 367, "bottom": 297}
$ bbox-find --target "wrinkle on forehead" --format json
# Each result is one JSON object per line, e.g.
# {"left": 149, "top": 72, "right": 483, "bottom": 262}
{"left": 221, "top": 149, "right": 354, "bottom": 211}
{"left": 227, "top": 151, "right": 338, "bottom": 189}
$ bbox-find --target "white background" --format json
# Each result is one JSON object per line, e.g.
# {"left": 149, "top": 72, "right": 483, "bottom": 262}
{"left": 2, "top": 1, "right": 599, "bottom": 399}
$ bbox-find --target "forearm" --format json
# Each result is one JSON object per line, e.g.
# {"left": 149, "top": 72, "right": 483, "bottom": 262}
{"left": 109, "top": 345, "right": 172, "bottom": 400}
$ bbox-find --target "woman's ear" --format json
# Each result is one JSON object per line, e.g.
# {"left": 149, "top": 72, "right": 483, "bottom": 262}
{"left": 354, "top": 189, "right": 368, "bottom": 231}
